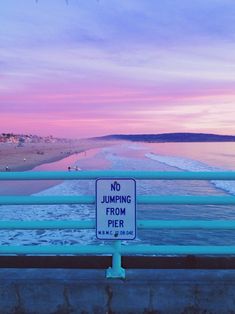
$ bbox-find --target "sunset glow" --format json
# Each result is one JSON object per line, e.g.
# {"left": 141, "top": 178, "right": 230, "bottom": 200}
{"left": 1, "top": 0, "right": 235, "bottom": 138}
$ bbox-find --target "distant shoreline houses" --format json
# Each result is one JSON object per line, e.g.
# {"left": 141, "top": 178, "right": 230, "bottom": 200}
{"left": 0, "top": 133, "right": 70, "bottom": 145}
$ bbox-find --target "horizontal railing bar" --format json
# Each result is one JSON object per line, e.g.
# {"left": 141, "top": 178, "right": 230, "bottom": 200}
{"left": 1, "top": 170, "right": 235, "bottom": 181}
{"left": 1, "top": 220, "right": 235, "bottom": 230}
{"left": 1, "top": 245, "right": 235, "bottom": 255}
{"left": 0, "top": 245, "right": 114, "bottom": 255}
{"left": 0, "top": 220, "right": 95, "bottom": 229}
{"left": 120, "top": 245, "right": 235, "bottom": 255}
{"left": 0, "top": 195, "right": 95, "bottom": 205}
{"left": 138, "top": 195, "right": 235, "bottom": 205}
{"left": 2, "top": 195, "right": 235, "bottom": 205}
{"left": 137, "top": 220, "right": 235, "bottom": 229}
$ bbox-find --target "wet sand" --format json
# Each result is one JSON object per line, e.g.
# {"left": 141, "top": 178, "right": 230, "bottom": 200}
{"left": 0, "top": 139, "right": 117, "bottom": 195}
{"left": 0, "top": 139, "right": 114, "bottom": 172}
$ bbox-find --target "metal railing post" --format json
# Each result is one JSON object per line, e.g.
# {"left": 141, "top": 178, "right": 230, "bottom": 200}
{"left": 106, "top": 240, "right": 125, "bottom": 279}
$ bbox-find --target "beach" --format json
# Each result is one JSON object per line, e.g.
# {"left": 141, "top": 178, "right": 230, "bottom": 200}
{"left": 1, "top": 141, "right": 235, "bottom": 247}
{"left": 0, "top": 138, "right": 114, "bottom": 172}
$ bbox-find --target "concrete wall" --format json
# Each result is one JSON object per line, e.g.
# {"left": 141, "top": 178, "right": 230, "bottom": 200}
{"left": 1, "top": 268, "right": 235, "bottom": 313}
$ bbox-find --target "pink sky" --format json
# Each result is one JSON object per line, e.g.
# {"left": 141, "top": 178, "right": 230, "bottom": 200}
{"left": 1, "top": 1, "right": 235, "bottom": 138}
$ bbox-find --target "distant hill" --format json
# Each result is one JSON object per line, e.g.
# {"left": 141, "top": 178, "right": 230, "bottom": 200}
{"left": 92, "top": 132, "right": 235, "bottom": 142}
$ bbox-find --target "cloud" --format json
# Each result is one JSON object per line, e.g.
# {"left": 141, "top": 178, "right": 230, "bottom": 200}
{"left": 1, "top": 0, "right": 235, "bottom": 136}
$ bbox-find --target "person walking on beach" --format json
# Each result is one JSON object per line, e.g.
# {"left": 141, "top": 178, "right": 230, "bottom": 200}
{"left": 68, "top": 165, "right": 81, "bottom": 171}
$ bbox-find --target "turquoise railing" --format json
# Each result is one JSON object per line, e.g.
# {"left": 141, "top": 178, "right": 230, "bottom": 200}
{"left": 1, "top": 170, "right": 235, "bottom": 278}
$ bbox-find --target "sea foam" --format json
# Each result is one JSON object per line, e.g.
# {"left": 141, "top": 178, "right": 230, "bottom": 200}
{"left": 145, "top": 152, "right": 235, "bottom": 195}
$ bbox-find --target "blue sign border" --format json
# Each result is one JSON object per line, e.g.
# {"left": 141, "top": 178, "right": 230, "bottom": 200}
{"left": 95, "top": 178, "right": 136, "bottom": 241}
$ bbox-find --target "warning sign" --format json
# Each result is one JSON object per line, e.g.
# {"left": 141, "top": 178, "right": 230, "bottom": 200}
{"left": 96, "top": 178, "right": 136, "bottom": 240}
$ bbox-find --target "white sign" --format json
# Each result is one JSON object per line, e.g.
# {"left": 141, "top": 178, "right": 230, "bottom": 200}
{"left": 96, "top": 178, "right": 136, "bottom": 240}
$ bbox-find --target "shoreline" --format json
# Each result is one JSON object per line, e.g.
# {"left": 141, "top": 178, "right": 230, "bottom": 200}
{"left": 0, "top": 139, "right": 115, "bottom": 172}
{"left": 0, "top": 139, "right": 118, "bottom": 195}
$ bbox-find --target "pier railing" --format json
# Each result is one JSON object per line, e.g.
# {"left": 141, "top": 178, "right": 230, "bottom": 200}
{"left": 1, "top": 171, "right": 235, "bottom": 278}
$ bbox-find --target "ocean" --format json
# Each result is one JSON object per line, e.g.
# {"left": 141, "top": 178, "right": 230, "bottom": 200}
{"left": 1, "top": 141, "right": 235, "bottom": 248}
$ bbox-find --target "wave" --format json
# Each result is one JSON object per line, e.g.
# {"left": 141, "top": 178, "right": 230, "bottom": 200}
{"left": 145, "top": 152, "right": 235, "bottom": 195}
{"left": 2, "top": 145, "right": 235, "bottom": 247}
{"left": 0, "top": 177, "right": 97, "bottom": 246}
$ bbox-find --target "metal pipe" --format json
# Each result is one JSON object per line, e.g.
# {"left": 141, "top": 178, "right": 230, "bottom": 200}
{"left": 0, "top": 245, "right": 114, "bottom": 255}
{"left": 1, "top": 195, "right": 235, "bottom": 205}
{"left": 1, "top": 245, "right": 235, "bottom": 255}
{"left": 1, "top": 170, "right": 235, "bottom": 181}
{"left": 106, "top": 240, "right": 125, "bottom": 278}
{"left": 120, "top": 245, "right": 235, "bottom": 255}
